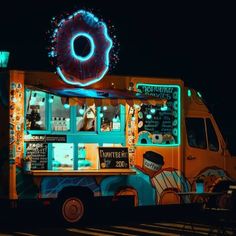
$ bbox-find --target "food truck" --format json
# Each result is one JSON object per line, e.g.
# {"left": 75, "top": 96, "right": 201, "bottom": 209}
{"left": 0, "top": 70, "right": 236, "bottom": 224}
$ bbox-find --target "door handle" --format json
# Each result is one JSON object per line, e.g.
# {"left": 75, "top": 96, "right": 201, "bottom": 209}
{"left": 187, "top": 155, "right": 196, "bottom": 160}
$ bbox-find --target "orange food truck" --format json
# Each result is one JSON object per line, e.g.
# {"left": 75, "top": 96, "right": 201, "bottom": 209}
{"left": 0, "top": 70, "right": 236, "bottom": 224}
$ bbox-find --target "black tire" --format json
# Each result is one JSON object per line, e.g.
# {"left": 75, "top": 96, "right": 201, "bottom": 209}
{"left": 57, "top": 193, "right": 90, "bottom": 225}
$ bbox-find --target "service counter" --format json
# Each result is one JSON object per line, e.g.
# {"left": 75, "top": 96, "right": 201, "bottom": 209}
{"left": 29, "top": 168, "right": 136, "bottom": 176}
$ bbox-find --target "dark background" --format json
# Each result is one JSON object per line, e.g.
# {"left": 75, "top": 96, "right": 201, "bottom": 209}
{"left": 1, "top": 1, "right": 235, "bottom": 153}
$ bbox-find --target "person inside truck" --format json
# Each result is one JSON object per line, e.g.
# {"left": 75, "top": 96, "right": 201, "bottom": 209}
{"left": 77, "top": 106, "right": 95, "bottom": 131}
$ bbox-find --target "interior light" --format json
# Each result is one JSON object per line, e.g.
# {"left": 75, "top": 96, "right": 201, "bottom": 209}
{"left": 49, "top": 95, "right": 54, "bottom": 103}
{"left": 30, "top": 93, "right": 37, "bottom": 105}
{"left": 150, "top": 108, "right": 156, "bottom": 114}
{"left": 39, "top": 98, "right": 45, "bottom": 106}
{"left": 112, "top": 115, "right": 119, "bottom": 122}
{"left": 79, "top": 105, "right": 85, "bottom": 115}
{"left": 63, "top": 98, "right": 70, "bottom": 109}
{"left": 64, "top": 103, "right": 70, "bottom": 109}
{"left": 99, "top": 111, "right": 104, "bottom": 118}
{"left": 103, "top": 106, "right": 108, "bottom": 111}
{"left": 146, "top": 114, "right": 152, "bottom": 119}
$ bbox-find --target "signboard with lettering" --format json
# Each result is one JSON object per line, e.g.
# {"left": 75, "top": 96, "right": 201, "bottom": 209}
{"left": 25, "top": 135, "right": 67, "bottom": 143}
{"left": 26, "top": 143, "right": 48, "bottom": 170}
{"left": 98, "top": 147, "right": 129, "bottom": 169}
{"left": 136, "top": 84, "right": 180, "bottom": 145}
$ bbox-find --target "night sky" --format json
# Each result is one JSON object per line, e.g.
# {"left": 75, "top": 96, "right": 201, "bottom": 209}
{"left": 1, "top": 1, "right": 235, "bottom": 152}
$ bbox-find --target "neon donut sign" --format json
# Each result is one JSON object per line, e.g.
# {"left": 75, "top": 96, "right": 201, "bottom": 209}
{"left": 49, "top": 10, "right": 113, "bottom": 87}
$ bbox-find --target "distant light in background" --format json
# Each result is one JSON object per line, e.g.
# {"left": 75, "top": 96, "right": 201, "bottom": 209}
{"left": 0, "top": 51, "right": 10, "bottom": 68}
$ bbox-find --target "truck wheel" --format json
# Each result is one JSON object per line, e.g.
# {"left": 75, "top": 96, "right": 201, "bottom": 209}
{"left": 57, "top": 194, "right": 88, "bottom": 225}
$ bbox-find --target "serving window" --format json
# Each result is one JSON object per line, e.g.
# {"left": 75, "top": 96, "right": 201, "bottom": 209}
{"left": 99, "top": 105, "right": 121, "bottom": 132}
{"left": 52, "top": 143, "right": 74, "bottom": 169}
{"left": 25, "top": 90, "right": 46, "bottom": 130}
{"left": 24, "top": 88, "right": 126, "bottom": 171}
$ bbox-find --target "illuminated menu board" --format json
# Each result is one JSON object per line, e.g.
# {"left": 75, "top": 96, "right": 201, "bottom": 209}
{"left": 26, "top": 143, "right": 48, "bottom": 170}
{"left": 136, "top": 84, "right": 180, "bottom": 146}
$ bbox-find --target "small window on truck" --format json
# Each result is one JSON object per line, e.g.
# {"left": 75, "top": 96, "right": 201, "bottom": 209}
{"left": 186, "top": 118, "right": 207, "bottom": 149}
{"left": 136, "top": 84, "right": 180, "bottom": 146}
{"left": 51, "top": 95, "right": 71, "bottom": 131}
{"left": 206, "top": 118, "right": 219, "bottom": 152}
{"left": 25, "top": 90, "right": 46, "bottom": 131}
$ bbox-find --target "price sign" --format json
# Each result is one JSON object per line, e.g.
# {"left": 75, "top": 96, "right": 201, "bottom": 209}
{"left": 98, "top": 147, "right": 129, "bottom": 169}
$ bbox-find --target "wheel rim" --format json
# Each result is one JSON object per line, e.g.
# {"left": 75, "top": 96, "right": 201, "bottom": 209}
{"left": 62, "top": 197, "right": 84, "bottom": 223}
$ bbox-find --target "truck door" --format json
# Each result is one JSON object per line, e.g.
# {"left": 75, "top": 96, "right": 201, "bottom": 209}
{"left": 184, "top": 116, "right": 225, "bottom": 190}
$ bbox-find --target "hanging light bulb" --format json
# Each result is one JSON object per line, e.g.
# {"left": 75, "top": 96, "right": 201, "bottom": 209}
{"left": 39, "top": 98, "right": 45, "bottom": 106}
{"left": 146, "top": 114, "right": 152, "bottom": 119}
{"left": 79, "top": 105, "right": 85, "bottom": 115}
{"left": 30, "top": 92, "right": 37, "bottom": 105}
{"left": 64, "top": 103, "right": 70, "bottom": 109}
{"left": 49, "top": 95, "right": 54, "bottom": 103}
{"left": 103, "top": 106, "right": 107, "bottom": 111}
{"left": 113, "top": 114, "right": 119, "bottom": 122}
{"left": 63, "top": 98, "right": 70, "bottom": 109}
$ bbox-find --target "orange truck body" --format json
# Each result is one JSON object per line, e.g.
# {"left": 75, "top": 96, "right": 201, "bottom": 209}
{"left": 0, "top": 70, "right": 236, "bottom": 221}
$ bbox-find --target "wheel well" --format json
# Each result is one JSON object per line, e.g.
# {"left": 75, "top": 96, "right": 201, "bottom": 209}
{"left": 58, "top": 186, "right": 94, "bottom": 200}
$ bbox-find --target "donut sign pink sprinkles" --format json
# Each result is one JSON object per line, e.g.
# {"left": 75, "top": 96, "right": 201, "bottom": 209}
{"left": 49, "top": 10, "right": 113, "bottom": 86}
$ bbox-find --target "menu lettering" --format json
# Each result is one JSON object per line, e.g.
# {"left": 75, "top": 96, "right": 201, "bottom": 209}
{"left": 99, "top": 147, "right": 129, "bottom": 169}
{"left": 137, "top": 84, "right": 180, "bottom": 145}
{"left": 26, "top": 143, "right": 48, "bottom": 170}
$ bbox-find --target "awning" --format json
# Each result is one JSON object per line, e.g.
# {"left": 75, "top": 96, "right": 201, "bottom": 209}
{"left": 24, "top": 72, "right": 166, "bottom": 107}
{"left": 47, "top": 87, "right": 165, "bottom": 107}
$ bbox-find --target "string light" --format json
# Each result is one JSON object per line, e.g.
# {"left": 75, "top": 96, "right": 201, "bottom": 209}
{"left": 79, "top": 105, "right": 85, "bottom": 115}
{"left": 39, "top": 98, "right": 45, "bottom": 106}
{"left": 49, "top": 95, "right": 54, "bottom": 103}
{"left": 63, "top": 98, "right": 70, "bottom": 109}
{"left": 99, "top": 111, "right": 104, "bottom": 118}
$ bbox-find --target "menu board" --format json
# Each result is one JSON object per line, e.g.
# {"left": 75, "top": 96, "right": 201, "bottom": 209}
{"left": 136, "top": 84, "right": 180, "bottom": 145}
{"left": 99, "top": 147, "right": 129, "bottom": 169}
{"left": 26, "top": 143, "right": 48, "bottom": 170}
